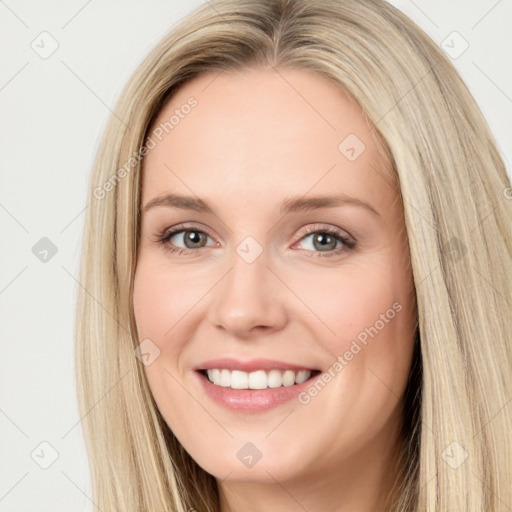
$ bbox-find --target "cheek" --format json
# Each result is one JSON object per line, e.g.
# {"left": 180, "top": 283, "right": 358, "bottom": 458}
{"left": 132, "top": 263, "right": 189, "bottom": 424}
{"left": 132, "top": 261, "right": 187, "bottom": 395}
{"left": 293, "top": 263, "right": 400, "bottom": 340}
{"left": 298, "top": 258, "right": 416, "bottom": 388}
{"left": 133, "top": 269, "right": 172, "bottom": 340}
{"left": 132, "top": 258, "right": 213, "bottom": 392}
{"left": 132, "top": 259, "right": 202, "bottom": 342}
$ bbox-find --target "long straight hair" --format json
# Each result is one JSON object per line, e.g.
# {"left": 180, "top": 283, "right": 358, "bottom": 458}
{"left": 75, "top": 0, "right": 512, "bottom": 510}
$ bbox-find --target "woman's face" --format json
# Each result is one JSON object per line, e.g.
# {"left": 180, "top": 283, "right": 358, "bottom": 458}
{"left": 133, "top": 65, "right": 417, "bottom": 490}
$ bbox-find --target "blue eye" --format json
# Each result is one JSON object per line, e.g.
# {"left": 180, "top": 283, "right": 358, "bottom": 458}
{"left": 156, "top": 226, "right": 216, "bottom": 254}
{"left": 155, "top": 224, "right": 356, "bottom": 258}
{"left": 296, "top": 225, "right": 356, "bottom": 257}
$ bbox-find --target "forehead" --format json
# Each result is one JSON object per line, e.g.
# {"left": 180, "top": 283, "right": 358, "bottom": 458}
{"left": 142, "top": 65, "right": 396, "bottom": 214}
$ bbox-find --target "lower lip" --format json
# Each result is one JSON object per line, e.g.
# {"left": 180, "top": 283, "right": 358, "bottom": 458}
{"left": 195, "top": 371, "right": 318, "bottom": 413}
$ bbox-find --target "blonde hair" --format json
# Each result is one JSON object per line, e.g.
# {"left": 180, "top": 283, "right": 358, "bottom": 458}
{"left": 75, "top": 0, "right": 512, "bottom": 510}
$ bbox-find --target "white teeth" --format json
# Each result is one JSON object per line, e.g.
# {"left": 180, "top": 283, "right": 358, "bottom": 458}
{"left": 205, "top": 369, "right": 313, "bottom": 389}
{"left": 231, "top": 370, "right": 249, "bottom": 389}
{"left": 295, "top": 370, "right": 310, "bottom": 384}
{"left": 282, "top": 370, "right": 295, "bottom": 386}
{"left": 267, "top": 369, "right": 282, "bottom": 388}
{"left": 248, "top": 370, "right": 267, "bottom": 390}
{"left": 219, "top": 369, "right": 231, "bottom": 387}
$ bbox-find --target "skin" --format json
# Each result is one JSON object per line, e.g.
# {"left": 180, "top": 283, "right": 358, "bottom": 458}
{"left": 133, "top": 65, "right": 418, "bottom": 511}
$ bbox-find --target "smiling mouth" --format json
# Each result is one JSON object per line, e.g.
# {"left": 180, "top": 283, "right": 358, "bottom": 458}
{"left": 198, "top": 368, "right": 322, "bottom": 390}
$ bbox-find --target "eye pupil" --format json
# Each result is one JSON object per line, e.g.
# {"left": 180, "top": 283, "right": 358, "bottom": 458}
{"left": 185, "top": 231, "right": 206, "bottom": 248}
{"left": 313, "top": 233, "right": 337, "bottom": 251}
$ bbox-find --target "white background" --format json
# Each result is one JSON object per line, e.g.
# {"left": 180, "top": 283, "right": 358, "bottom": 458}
{"left": 0, "top": 1, "right": 511, "bottom": 510}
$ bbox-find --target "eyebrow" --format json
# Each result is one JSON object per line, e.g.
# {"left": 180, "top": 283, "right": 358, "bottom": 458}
{"left": 142, "top": 192, "right": 380, "bottom": 217}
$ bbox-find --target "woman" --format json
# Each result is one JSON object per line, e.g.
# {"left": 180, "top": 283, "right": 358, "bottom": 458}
{"left": 75, "top": 0, "right": 512, "bottom": 510}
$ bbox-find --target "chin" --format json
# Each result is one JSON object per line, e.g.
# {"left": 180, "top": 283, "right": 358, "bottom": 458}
{"left": 195, "top": 447, "right": 308, "bottom": 484}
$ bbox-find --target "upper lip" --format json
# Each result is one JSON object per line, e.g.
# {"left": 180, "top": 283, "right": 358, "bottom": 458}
{"left": 192, "top": 358, "right": 318, "bottom": 373}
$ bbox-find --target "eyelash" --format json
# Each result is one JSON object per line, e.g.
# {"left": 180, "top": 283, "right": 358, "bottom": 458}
{"left": 154, "top": 223, "right": 356, "bottom": 258}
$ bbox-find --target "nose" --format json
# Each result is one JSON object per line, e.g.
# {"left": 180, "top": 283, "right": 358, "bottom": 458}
{"left": 206, "top": 249, "right": 288, "bottom": 338}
